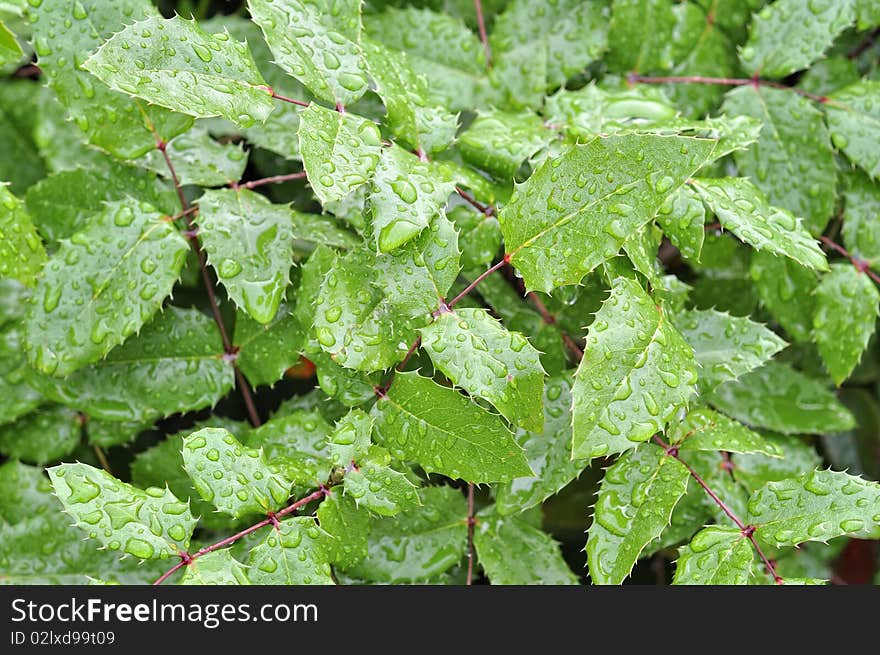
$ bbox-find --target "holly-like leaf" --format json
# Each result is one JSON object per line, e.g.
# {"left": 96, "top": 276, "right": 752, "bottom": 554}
{"left": 669, "top": 407, "right": 783, "bottom": 457}
{"left": 29, "top": 0, "right": 193, "bottom": 158}
{"left": 369, "top": 145, "right": 455, "bottom": 252}
{"left": 691, "top": 178, "right": 828, "bottom": 270}
{"left": 572, "top": 277, "right": 697, "bottom": 460}
{"left": 473, "top": 512, "right": 578, "bottom": 585}
{"left": 247, "top": 517, "right": 334, "bottom": 585}
{"left": 675, "top": 308, "right": 787, "bottom": 393}
{"left": 458, "top": 109, "right": 553, "bottom": 180}
{"left": 137, "top": 127, "right": 247, "bottom": 186}
{"left": 721, "top": 86, "right": 837, "bottom": 235}
{"left": 299, "top": 104, "right": 382, "bottom": 205}
{"left": 248, "top": 0, "right": 368, "bottom": 107}
{"left": 707, "top": 361, "right": 856, "bottom": 435}
{"left": 197, "top": 188, "right": 294, "bottom": 324}
{"left": 34, "top": 307, "right": 233, "bottom": 423}
{"left": 841, "top": 170, "right": 880, "bottom": 265}
{"left": 246, "top": 410, "right": 333, "bottom": 488}
{"left": 607, "top": 0, "right": 676, "bottom": 73}
{"left": 420, "top": 307, "right": 545, "bottom": 432}
{"left": 739, "top": 0, "right": 856, "bottom": 78}
{"left": 372, "top": 372, "right": 532, "bottom": 483}
{"left": 83, "top": 16, "right": 274, "bottom": 127}
{"left": 48, "top": 462, "right": 197, "bottom": 560}
{"left": 0, "top": 184, "right": 45, "bottom": 286}
{"left": 316, "top": 492, "right": 370, "bottom": 568}
{"left": 749, "top": 251, "right": 819, "bottom": 342}
{"left": 747, "top": 469, "right": 880, "bottom": 547}
{"left": 586, "top": 443, "right": 689, "bottom": 585}
{"left": 181, "top": 550, "right": 250, "bottom": 585}
{"left": 733, "top": 433, "right": 824, "bottom": 493}
{"left": 812, "top": 263, "right": 879, "bottom": 385}
{"left": 826, "top": 80, "right": 880, "bottom": 179}
{"left": 234, "top": 303, "right": 304, "bottom": 388}
{"left": 0, "top": 405, "right": 81, "bottom": 465}
{"left": 346, "top": 485, "right": 466, "bottom": 583}
{"left": 25, "top": 200, "right": 189, "bottom": 377}
{"left": 655, "top": 185, "right": 705, "bottom": 263}
{"left": 327, "top": 408, "right": 372, "bottom": 467}
{"left": 344, "top": 455, "right": 421, "bottom": 517}
{"left": 183, "top": 427, "right": 292, "bottom": 518}
{"left": 500, "top": 134, "right": 717, "bottom": 292}
{"left": 673, "top": 526, "right": 754, "bottom": 585}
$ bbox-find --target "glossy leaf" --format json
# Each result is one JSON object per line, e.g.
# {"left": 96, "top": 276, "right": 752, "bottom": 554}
{"left": 607, "top": 0, "right": 676, "bottom": 73}
{"left": 749, "top": 251, "right": 819, "bottom": 342}
{"left": 245, "top": 410, "right": 334, "bottom": 488}
{"left": 826, "top": 80, "right": 880, "bottom": 179}
{"left": 673, "top": 526, "right": 754, "bottom": 585}
{"left": 670, "top": 407, "right": 783, "bottom": 457}
{"left": 841, "top": 170, "right": 880, "bottom": 265}
{"left": 0, "top": 405, "right": 80, "bottom": 465}
{"left": 344, "top": 454, "right": 421, "bottom": 517}
{"left": 234, "top": 303, "right": 304, "bottom": 388}
{"left": 137, "top": 127, "right": 247, "bottom": 186}
{"left": 247, "top": 518, "right": 334, "bottom": 585}
{"left": 572, "top": 277, "right": 697, "bottom": 459}
{"left": 0, "top": 184, "right": 45, "bottom": 286}
{"left": 655, "top": 185, "right": 705, "bottom": 263}
{"left": 458, "top": 109, "right": 553, "bottom": 179}
{"left": 181, "top": 550, "right": 250, "bottom": 585}
{"left": 316, "top": 492, "right": 370, "bottom": 568}
{"left": 327, "top": 408, "right": 372, "bottom": 467}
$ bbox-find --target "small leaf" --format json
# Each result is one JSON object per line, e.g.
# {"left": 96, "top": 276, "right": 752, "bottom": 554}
{"left": 316, "top": 492, "right": 370, "bottom": 568}
{"left": 328, "top": 409, "right": 372, "bottom": 467}
{"left": 247, "top": 517, "right": 334, "bottom": 585}
{"left": 181, "top": 550, "right": 250, "bottom": 585}
{"left": 586, "top": 443, "right": 689, "bottom": 584}
{"left": 749, "top": 251, "right": 819, "bottom": 342}
{"left": 607, "top": 0, "right": 676, "bottom": 73}
{"left": 675, "top": 308, "right": 787, "bottom": 393}
{"left": 474, "top": 512, "right": 578, "bottom": 585}
{"left": 826, "top": 80, "right": 880, "bottom": 179}
{"left": 420, "top": 307, "right": 545, "bottom": 432}
{"left": 234, "top": 303, "right": 304, "bottom": 388}
{"left": 182, "top": 428, "right": 292, "bottom": 518}
{"left": 299, "top": 104, "right": 382, "bottom": 205}
{"left": 572, "top": 277, "right": 697, "bottom": 459}
{"left": 458, "top": 109, "right": 553, "bottom": 179}
{"left": 841, "top": 169, "right": 880, "bottom": 265}
{"left": 0, "top": 405, "right": 81, "bottom": 465}
{"left": 372, "top": 372, "right": 532, "bottom": 483}
{"left": 655, "top": 185, "right": 705, "bottom": 263}
{"left": 83, "top": 16, "right": 275, "bottom": 127}
{"left": 48, "top": 462, "right": 197, "bottom": 560}
{"left": 0, "top": 20, "right": 22, "bottom": 66}
{"left": 344, "top": 455, "right": 421, "bottom": 517}
{"left": 747, "top": 469, "right": 880, "bottom": 547}
{"left": 25, "top": 200, "right": 189, "bottom": 377}
{"left": 197, "top": 188, "right": 294, "bottom": 324}
{"left": 137, "top": 127, "right": 248, "bottom": 186}
{"left": 673, "top": 526, "right": 754, "bottom": 585}
{"left": 248, "top": 0, "right": 369, "bottom": 106}
{"left": 812, "top": 263, "right": 880, "bottom": 385}
{"left": 706, "top": 361, "right": 856, "bottom": 435}
{"left": 0, "top": 184, "right": 46, "bottom": 286}
{"left": 670, "top": 407, "right": 783, "bottom": 457}
{"left": 246, "top": 410, "right": 334, "bottom": 488}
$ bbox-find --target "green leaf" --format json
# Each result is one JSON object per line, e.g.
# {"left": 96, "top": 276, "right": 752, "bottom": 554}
{"left": 812, "top": 263, "right": 879, "bottom": 385}
{"left": 856, "top": 0, "right": 880, "bottom": 27}
{"left": 607, "top": 0, "right": 676, "bottom": 73}
{"left": 372, "top": 372, "right": 532, "bottom": 483}
{"left": 344, "top": 455, "right": 421, "bottom": 517}
{"left": 496, "top": 373, "right": 588, "bottom": 515}
{"left": 363, "top": 40, "right": 457, "bottom": 154}
{"left": 451, "top": 205, "right": 502, "bottom": 270}
{"left": 673, "top": 526, "right": 754, "bottom": 585}
{"left": 30, "top": 0, "right": 193, "bottom": 158}
{"left": 137, "top": 127, "right": 247, "bottom": 186}
{"left": 25, "top": 200, "right": 189, "bottom": 377}
{"left": 670, "top": 407, "right": 783, "bottom": 457}
{"left": 197, "top": 188, "right": 294, "bottom": 324}
{"left": 750, "top": 251, "right": 819, "bottom": 342}
{"left": 346, "top": 485, "right": 466, "bottom": 583}
{"left": 234, "top": 303, "right": 303, "bottom": 388}
{"left": 826, "top": 80, "right": 880, "bottom": 179}
{"left": 83, "top": 16, "right": 274, "bottom": 127}
{"left": 369, "top": 145, "right": 455, "bottom": 252}
{"left": 586, "top": 443, "right": 689, "bottom": 584}
{"left": 419, "top": 307, "right": 545, "bottom": 432}
{"left": 707, "top": 361, "right": 856, "bottom": 434}
{"left": 35, "top": 306, "right": 233, "bottom": 423}
{"left": 181, "top": 550, "right": 250, "bottom": 585}
{"left": 48, "top": 462, "right": 197, "bottom": 560}
{"left": 0, "top": 184, "right": 45, "bottom": 286}
{"left": 0, "top": 405, "right": 80, "bottom": 465}
{"left": 733, "top": 433, "right": 823, "bottom": 493}
{"left": 246, "top": 410, "right": 333, "bottom": 488}
{"left": 316, "top": 492, "right": 369, "bottom": 568}
{"left": 841, "top": 169, "right": 880, "bottom": 265}
{"left": 327, "top": 408, "right": 372, "bottom": 467}
{"left": 655, "top": 185, "right": 705, "bottom": 263}
{"left": 0, "top": 19, "right": 22, "bottom": 65}
{"left": 474, "top": 512, "right": 578, "bottom": 585}
{"left": 248, "top": 0, "right": 368, "bottom": 106}
{"left": 458, "top": 109, "right": 552, "bottom": 180}
{"left": 298, "top": 104, "right": 382, "bottom": 204}
{"left": 247, "top": 517, "right": 334, "bottom": 585}
{"left": 691, "top": 178, "right": 828, "bottom": 270}
{"left": 0, "top": 460, "right": 54, "bottom": 525}
{"left": 572, "top": 277, "right": 697, "bottom": 459}
{"left": 675, "top": 308, "right": 787, "bottom": 393}
{"left": 501, "top": 134, "right": 717, "bottom": 292}
{"left": 747, "top": 469, "right": 880, "bottom": 547}
{"left": 721, "top": 86, "right": 837, "bottom": 235}
{"left": 739, "top": 0, "right": 856, "bottom": 78}
{"left": 183, "top": 427, "right": 292, "bottom": 518}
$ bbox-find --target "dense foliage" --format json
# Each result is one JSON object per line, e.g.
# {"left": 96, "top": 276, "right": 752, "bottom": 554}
{"left": 1, "top": 0, "right": 880, "bottom": 586}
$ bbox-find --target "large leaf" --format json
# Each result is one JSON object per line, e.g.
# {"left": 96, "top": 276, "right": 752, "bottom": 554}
{"left": 673, "top": 526, "right": 754, "bottom": 585}
{"left": 48, "top": 462, "right": 197, "bottom": 560}
{"left": 0, "top": 184, "right": 45, "bottom": 286}
{"left": 25, "top": 200, "right": 189, "bottom": 376}
{"left": 419, "top": 307, "right": 545, "bottom": 432}
{"left": 586, "top": 443, "right": 689, "bottom": 584}
{"left": 248, "top": 0, "right": 368, "bottom": 106}
{"left": 826, "top": 80, "right": 880, "bottom": 179}
{"left": 83, "top": 16, "right": 274, "bottom": 127}
{"left": 500, "top": 134, "right": 717, "bottom": 292}
{"left": 372, "top": 372, "right": 531, "bottom": 483}
{"left": 197, "top": 188, "right": 294, "bottom": 324}
{"left": 572, "top": 277, "right": 697, "bottom": 459}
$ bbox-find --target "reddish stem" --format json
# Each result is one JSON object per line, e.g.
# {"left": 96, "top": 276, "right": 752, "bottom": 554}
{"left": 455, "top": 186, "right": 495, "bottom": 217}
{"left": 473, "top": 0, "right": 492, "bottom": 69}
{"left": 820, "top": 236, "right": 880, "bottom": 286}
{"left": 449, "top": 257, "right": 509, "bottom": 308}
{"left": 628, "top": 73, "right": 829, "bottom": 104}
{"left": 232, "top": 171, "right": 308, "bottom": 191}
{"left": 267, "top": 88, "right": 310, "bottom": 107}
